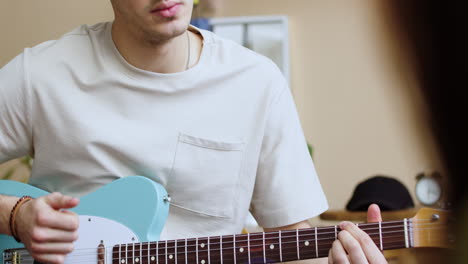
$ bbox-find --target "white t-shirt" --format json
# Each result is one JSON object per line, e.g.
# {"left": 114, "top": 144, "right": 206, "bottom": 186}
{"left": 0, "top": 22, "right": 328, "bottom": 239}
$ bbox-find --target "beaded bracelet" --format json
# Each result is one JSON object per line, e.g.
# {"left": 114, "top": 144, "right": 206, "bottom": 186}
{"left": 9, "top": 195, "right": 33, "bottom": 243}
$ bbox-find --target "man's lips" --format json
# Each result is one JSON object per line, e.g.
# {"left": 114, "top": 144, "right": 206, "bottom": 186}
{"left": 151, "top": 2, "right": 182, "bottom": 17}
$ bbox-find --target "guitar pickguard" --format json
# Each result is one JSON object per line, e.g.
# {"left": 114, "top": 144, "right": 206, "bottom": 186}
{"left": 2, "top": 215, "right": 138, "bottom": 264}
{"left": 68, "top": 215, "right": 139, "bottom": 263}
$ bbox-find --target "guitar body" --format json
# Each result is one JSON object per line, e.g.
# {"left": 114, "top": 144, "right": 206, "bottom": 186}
{"left": 0, "top": 176, "right": 170, "bottom": 263}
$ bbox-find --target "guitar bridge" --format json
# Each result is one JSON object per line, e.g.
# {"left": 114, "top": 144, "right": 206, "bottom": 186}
{"left": 3, "top": 248, "right": 24, "bottom": 264}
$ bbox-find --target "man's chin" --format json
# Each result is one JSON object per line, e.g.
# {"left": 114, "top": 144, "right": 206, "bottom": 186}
{"left": 143, "top": 23, "right": 188, "bottom": 42}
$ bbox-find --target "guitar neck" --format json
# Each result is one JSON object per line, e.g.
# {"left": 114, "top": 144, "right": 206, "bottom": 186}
{"left": 113, "top": 219, "right": 413, "bottom": 264}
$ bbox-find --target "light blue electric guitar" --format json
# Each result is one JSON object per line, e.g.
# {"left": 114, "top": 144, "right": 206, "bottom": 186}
{"left": 0, "top": 176, "right": 453, "bottom": 264}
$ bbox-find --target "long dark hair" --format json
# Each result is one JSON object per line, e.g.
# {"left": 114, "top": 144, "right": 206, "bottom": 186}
{"left": 388, "top": 1, "right": 467, "bottom": 261}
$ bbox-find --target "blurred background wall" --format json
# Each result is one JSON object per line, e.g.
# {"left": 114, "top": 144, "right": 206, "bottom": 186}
{"left": 218, "top": 0, "right": 445, "bottom": 213}
{"left": 0, "top": 0, "right": 445, "bottom": 218}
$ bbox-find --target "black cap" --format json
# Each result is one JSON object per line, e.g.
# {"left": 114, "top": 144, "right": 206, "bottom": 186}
{"left": 346, "top": 175, "right": 414, "bottom": 211}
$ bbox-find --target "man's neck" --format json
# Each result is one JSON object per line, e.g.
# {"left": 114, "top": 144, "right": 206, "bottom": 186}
{"left": 111, "top": 21, "right": 200, "bottom": 74}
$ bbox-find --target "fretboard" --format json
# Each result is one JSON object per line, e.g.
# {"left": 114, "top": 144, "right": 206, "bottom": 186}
{"left": 112, "top": 219, "right": 413, "bottom": 264}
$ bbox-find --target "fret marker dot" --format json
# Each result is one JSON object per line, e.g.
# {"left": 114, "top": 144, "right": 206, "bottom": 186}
{"left": 121, "top": 260, "right": 125, "bottom": 264}
{"left": 201, "top": 260, "right": 206, "bottom": 264}
{"left": 305, "top": 241, "right": 310, "bottom": 246}
{"left": 135, "top": 258, "right": 140, "bottom": 263}
{"left": 200, "top": 243, "right": 205, "bottom": 248}
{"left": 151, "top": 256, "right": 155, "bottom": 261}
{"left": 239, "top": 248, "right": 244, "bottom": 253}
{"left": 270, "top": 244, "right": 275, "bottom": 250}
{"left": 169, "top": 255, "right": 174, "bottom": 260}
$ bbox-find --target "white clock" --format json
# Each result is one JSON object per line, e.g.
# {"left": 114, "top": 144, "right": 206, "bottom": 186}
{"left": 415, "top": 172, "right": 442, "bottom": 206}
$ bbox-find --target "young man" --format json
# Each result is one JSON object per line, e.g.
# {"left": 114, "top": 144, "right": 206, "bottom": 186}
{"left": 0, "top": 1, "right": 387, "bottom": 263}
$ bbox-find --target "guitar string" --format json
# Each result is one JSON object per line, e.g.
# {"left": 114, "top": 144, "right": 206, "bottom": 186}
{"left": 17, "top": 224, "right": 447, "bottom": 263}
{"left": 14, "top": 220, "right": 446, "bottom": 258}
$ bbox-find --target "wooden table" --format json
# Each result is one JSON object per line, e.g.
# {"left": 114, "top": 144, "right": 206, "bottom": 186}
{"left": 319, "top": 207, "right": 420, "bottom": 222}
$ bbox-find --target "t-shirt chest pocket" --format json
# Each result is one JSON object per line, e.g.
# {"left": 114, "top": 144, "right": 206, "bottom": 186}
{"left": 166, "top": 133, "right": 245, "bottom": 218}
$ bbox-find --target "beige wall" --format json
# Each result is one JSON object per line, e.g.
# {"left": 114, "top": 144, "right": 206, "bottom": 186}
{"left": 217, "top": 0, "right": 444, "bottom": 213}
{"left": 0, "top": 1, "right": 114, "bottom": 65}
{"left": 1, "top": 1, "right": 444, "bottom": 217}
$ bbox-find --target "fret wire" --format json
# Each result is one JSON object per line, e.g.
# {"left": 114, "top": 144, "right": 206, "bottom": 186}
{"left": 334, "top": 225, "right": 337, "bottom": 240}
{"left": 132, "top": 243, "right": 135, "bottom": 264}
{"left": 157, "top": 240, "right": 159, "bottom": 264}
{"left": 133, "top": 243, "right": 136, "bottom": 263}
{"left": 296, "top": 229, "right": 300, "bottom": 260}
{"left": 247, "top": 233, "right": 251, "bottom": 264}
{"left": 185, "top": 239, "right": 188, "bottom": 264}
{"left": 220, "top": 236, "right": 223, "bottom": 264}
{"left": 165, "top": 241, "right": 168, "bottom": 264}
{"left": 314, "top": 227, "right": 318, "bottom": 258}
{"left": 379, "top": 222, "right": 383, "bottom": 250}
{"left": 126, "top": 243, "right": 129, "bottom": 264}
{"left": 148, "top": 242, "right": 151, "bottom": 264}
{"left": 208, "top": 236, "right": 210, "bottom": 264}
{"left": 279, "top": 230, "right": 283, "bottom": 262}
{"left": 409, "top": 219, "right": 414, "bottom": 247}
{"left": 107, "top": 244, "right": 110, "bottom": 264}
{"left": 175, "top": 240, "right": 178, "bottom": 264}
{"left": 262, "top": 232, "right": 266, "bottom": 264}
{"left": 196, "top": 238, "right": 199, "bottom": 264}
{"left": 404, "top": 219, "right": 409, "bottom": 248}
{"left": 105, "top": 244, "right": 108, "bottom": 264}
{"left": 233, "top": 234, "right": 237, "bottom": 264}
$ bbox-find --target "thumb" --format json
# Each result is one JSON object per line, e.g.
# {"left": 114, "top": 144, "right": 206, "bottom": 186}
{"left": 367, "top": 203, "right": 382, "bottom": 223}
{"left": 44, "top": 192, "right": 80, "bottom": 210}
